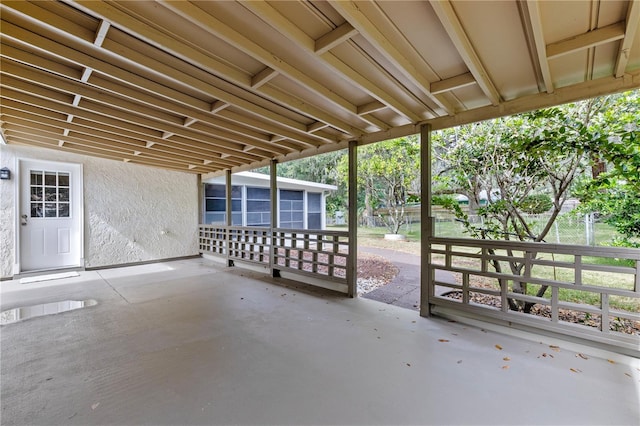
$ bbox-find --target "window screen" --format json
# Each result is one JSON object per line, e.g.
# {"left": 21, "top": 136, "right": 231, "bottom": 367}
{"left": 307, "top": 192, "right": 322, "bottom": 230}
{"left": 246, "top": 186, "right": 271, "bottom": 226}
{"left": 204, "top": 184, "right": 242, "bottom": 225}
{"left": 280, "top": 190, "right": 304, "bottom": 229}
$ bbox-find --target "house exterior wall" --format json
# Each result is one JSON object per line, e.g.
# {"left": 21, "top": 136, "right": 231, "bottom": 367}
{"left": 0, "top": 145, "right": 199, "bottom": 279}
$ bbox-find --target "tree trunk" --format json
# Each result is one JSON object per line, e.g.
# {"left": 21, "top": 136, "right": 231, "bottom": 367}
{"left": 364, "top": 186, "right": 374, "bottom": 227}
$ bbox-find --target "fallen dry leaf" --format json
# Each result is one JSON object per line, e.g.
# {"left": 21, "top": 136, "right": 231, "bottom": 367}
{"left": 607, "top": 359, "right": 616, "bottom": 364}
{"left": 570, "top": 368, "right": 582, "bottom": 373}
{"left": 549, "top": 345, "right": 560, "bottom": 352}
{"left": 501, "top": 365, "right": 510, "bottom": 370}
{"left": 503, "top": 357, "right": 511, "bottom": 361}
{"left": 495, "top": 344, "right": 503, "bottom": 350}
{"left": 439, "top": 339, "right": 450, "bottom": 343}
{"left": 406, "top": 363, "right": 411, "bottom": 367}
{"left": 576, "top": 353, "right": 589, "bottom": 360}
{"left": 91, "top": 402, "right": 100, "bottom": 410}
{"left": 625, "top": 373, "right": 632, "bottom": 378}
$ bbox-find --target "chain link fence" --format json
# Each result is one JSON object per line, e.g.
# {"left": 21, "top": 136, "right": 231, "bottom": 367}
{"left": 433, "top": 211, "right": 616, "bottom": 246}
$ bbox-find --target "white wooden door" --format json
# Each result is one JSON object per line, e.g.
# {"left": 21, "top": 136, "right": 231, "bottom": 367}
{"left": 19, "top": 160, "right": 83, "bottom": 272}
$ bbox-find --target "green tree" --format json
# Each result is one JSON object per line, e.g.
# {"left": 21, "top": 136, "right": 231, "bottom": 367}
{"left": 338, "top": 136, "right": 420, "bottom": 233}
{"left": 574, "top": 91, "right": 640, "bottom": 246}
{"left": 433, "top": 99, "right": 616, "bottom": 312}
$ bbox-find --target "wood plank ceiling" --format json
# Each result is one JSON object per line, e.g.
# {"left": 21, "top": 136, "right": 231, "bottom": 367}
{"left": 1, "top": 0, "right": 639, "bottom": 176}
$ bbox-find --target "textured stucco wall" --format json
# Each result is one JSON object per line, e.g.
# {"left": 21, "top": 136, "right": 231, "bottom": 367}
{"left": 0, "top": 146, "right": 14, "bottom": 278}
{"left": 0, "top": 145, "right": 199, "bottom": 278}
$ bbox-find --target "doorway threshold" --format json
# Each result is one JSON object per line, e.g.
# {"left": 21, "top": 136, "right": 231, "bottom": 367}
{"left": 19, "top": 271, "right": 80, "bottom": 284}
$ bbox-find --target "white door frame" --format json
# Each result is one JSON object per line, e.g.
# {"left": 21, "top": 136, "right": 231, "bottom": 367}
{"left": 15, "top": 158, "right": 84, "bottom": 274}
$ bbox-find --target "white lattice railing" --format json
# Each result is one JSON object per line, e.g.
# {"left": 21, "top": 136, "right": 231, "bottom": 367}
{"left": 428, "top": 237, "right": 640, "bottom": 351}
{"left": 199, "top": 225, "right": 349, "bottom": 287}
{"left": 272, "top": 228, "right": 349, "bottom": 282}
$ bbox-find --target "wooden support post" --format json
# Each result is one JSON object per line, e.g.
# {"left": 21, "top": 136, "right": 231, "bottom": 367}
{"left": 225, "top": 169, "right": 233, "bottom": 267}
{"left": 420, "top": 124, "right": 433, "bottom": 317}
{"left": 197, "top": 174, "right": 203, "bottom": 225}
{"left": 270, "top": 159, "right": 280, "bottom": 277}
{"left": 347, "top": 140, "right": 358, "bottom": 297}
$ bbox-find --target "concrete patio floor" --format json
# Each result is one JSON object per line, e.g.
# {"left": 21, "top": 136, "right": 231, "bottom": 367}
{"left": 1, "top": 258, "right": 638, "bottom": 425}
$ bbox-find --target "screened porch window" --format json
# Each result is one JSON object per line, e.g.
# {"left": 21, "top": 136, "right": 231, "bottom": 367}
{"left": 204, "top": 184, "right": 242, "bottom": 225}
{"left": 280, "top": 189, "right": 304, "bottom": 229}
{"left": 246, "top": 187, "right": 271, "bottom": 227}
{"left": 307, "top": 192, "right": 322, "bottom": 230}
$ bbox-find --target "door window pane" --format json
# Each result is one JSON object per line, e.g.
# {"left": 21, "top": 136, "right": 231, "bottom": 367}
{"left": 58, "top": 188, "right": 69, "bottom": 202}
{"left": 45, "top": 187, "right": 57, "bottom": 202}
{"left": 58, "top": 203, "right": 70, "bottom": 218}
{"left": 44, "top": 203, "right": 57, "bottom": 218}
{"left": 31, "top": 171, "right": 43, "bottom": 186}
{"left": 31, "top": 203, "right": 43, "bottom": 217}
{"left": 58, "top": 173, "right": 69, "bottom": 187}
{"left": 31, "top": 187, "right": 43, "bottom": 201}
{"left": 45, "top": 172, "right": 57, "bottom": 186}
{"left": 30, "top": 170, "right": 71, "bottom": 218}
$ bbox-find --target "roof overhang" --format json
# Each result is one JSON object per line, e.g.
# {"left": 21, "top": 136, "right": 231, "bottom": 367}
{"left": 204, "top": 171, "right": 338, "bottom": 191}
{"left": 1, "top": 1, "right": 639, "bottom": 177}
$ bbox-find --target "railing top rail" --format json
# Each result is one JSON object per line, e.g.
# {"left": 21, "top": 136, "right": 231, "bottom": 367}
{"left": 429, "top": 237, "right": 640, "bottom": 259}
{"left": 273, "top": 228, "right": 349, "bottom": 237}
{"left": 228, "top": 226, "right": 271, "bottom": 232}
{"left": 199, "top": 224, "right": 271, "bottom": 232}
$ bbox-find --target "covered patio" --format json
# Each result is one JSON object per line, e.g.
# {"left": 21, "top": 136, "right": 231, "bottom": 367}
{"left": 1, "top": 1, "right": 640, "bottom": 423}
{"left": 1, "top": 258, "right": 638, "bottom": 425}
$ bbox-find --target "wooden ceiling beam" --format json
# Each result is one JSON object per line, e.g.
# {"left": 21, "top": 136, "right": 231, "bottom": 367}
{"left": 429, "top": 0, "right": 501, "bottom": 105}
{"left": 158, "top": 0, "right": 367, "bottom": 136}
{"left": 546, "top": 21, "right": 626, "bottom": 60}
{"left": 7, "top": 134, "right": 217, "bottom": 174}
{"left": 330, "top": 0, "right": 455, "bottom": 115}
{"left": 2, "top": 2, "right": 335, "bottom": 148}
{"left": 251, "top": 67, "right": 279, "bottom": 89}
{"left": 521, "top": 0, "right": 554, "bottom": 94}
{"left": 0, "top": 52, "right": 298, "bottom": 156}
{"left": 0, "top": 79, "right": 276, "bottom": 162}
{"left": 1, "top": 106, "right": 253, "bottom": 166}
{"left": 72, "top": 1, "right": 349, "bottom": 144}
{"left": 3, "top": 122, "right": 237, "bottom": 171}
{"left": 356, "top": 100, "right": 387, "bottom": 115}
{"left": 2, "top": 73, "right": 270, "bottom": 163}
{"left": 2, "top": 116, "right": 243, "bottom": 168}
{"left": 615, "top": 0, "right": 640, "bottom": 78}
{"left": 430, "top": 72, "right": 477, "bottom": 95}
{"left": 315, "top": 22, "right": 359, "bottom": 55}
{"left": 0, "top": 74, "right": 271, "bottom": 161}
{"left": 0, "top": 20, "right": 304, "bottom": 154}
{"left": 240, "top": 0, "right": 422, "bottom": 123}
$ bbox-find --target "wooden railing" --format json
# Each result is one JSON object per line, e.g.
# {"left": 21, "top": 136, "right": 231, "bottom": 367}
{"left": 272, "top": 228, "right": 348, "bottom": 282}
{"left": 199, "top": 225, "right": 349, "bottom": 290}
{"left": 428, "top": 237, "right": 640, "bottom": 352}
